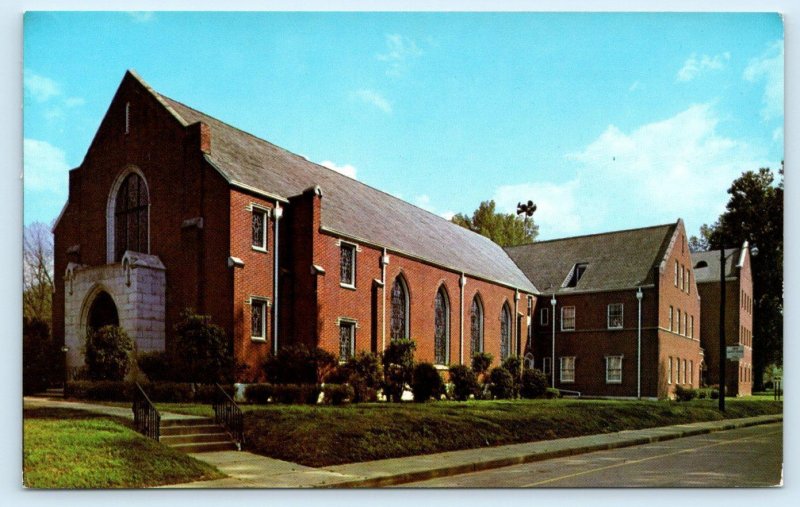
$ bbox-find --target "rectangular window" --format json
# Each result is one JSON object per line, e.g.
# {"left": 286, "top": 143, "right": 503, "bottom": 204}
{"left": 668, "top": 306, "right": 673, "bottom": 331}
{"left": 690, "top": 315, "right": 694, "bottom": 338}
{"left": 542, "top": 357, "right": 551, "bottom": 375}
{"left": 527, "top": 296, "right": 533, "bottom": 316}
{"left": 668, "top": 357, "right": 673, "bottom": 385}
{"left": 540, "top": 307, "right": 549, "bottom": 326}
{"left": 252, "top": 209, "right": 268, "bottom": 250}
{"left": 689, "top": 360, "right": 693, "bottom": 386}
{"left": 561, "top": 306, "right": 576, "bottom": 331}
{"left": 676, "top": 358, "right": 681, "bottom": 385}
{"left": 674, "top": 260, "right": 679, "bottom": 287}
{"left": 560, "top": 356, "right": 575, "bottom": 383}
{"left": 677, "top": 310, "right": 682, "bottom": 335}
{"left": 679, "top": 265, "right": 684, "bottom": 291}
{"left": 683, "top": 359, "right": 687, "bottom": 384}
{"left": 340, "top": 242, "right": 356, "bottom": 287}
{"left": 251, "top": 300, "right": 267, "bottom": 340}
{"left": 607, "top": 303, "right": 623, "bottom": 329}
{"left": 606, "top": 355, "right": 623, "bottom": 384}
{"left": 339, "top": 321, "right": 355, "bottom": 362}
{"left": 686, "top": 272, "right": 690, "bottom": 294}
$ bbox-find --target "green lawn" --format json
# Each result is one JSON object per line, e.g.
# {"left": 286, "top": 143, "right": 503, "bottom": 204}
{"left": 23, "top": 408, "right": 224, "bottom": 488}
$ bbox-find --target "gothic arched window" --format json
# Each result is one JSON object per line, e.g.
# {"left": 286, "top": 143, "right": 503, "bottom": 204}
{"left": 500, "top": 303, "right": 511, "bottom": 360}
{"left": 390, "top": 276, "right": 409, "bottom": 341}
{"left": 434, "top": 287, "right": 449, "bottom": 365}
{"left": 114, "top": 172, "right": 149, "bottom": 261}
{"left": 470, "top": 295, "right": 483, "bottom": 356}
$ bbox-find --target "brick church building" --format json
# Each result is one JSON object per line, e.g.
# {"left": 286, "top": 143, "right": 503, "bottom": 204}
{"left": 53, "top": 71, "right": 537, "bottom": 382}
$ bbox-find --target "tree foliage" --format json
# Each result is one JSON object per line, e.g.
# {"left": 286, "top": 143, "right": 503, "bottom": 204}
{"left": 23, "top": 317, "right": 61, "bottom": 393}
{"left": 84, "top": 325, "right": 134, "bottom": 381}
{"left": 691, "top": 165, "right": 783, "bottom": 388}
{"left": 23, "top": 222, "right": 54, "bottom": 323}
{"left": 451, "top": 200, "right": 538, "bottom": 247}
{"left": 173, "top": 310, "right": 235, "bottom": 383}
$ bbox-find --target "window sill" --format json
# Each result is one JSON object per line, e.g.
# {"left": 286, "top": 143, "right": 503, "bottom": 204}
{"left": 250, "top": 337, "right": 267, "bottom": 343}
{"left": 560, "top": 379, "right": 575, "bottom": 384}
{"left": 252, "top": 246, "right": 269, "bottom": 253}
{"left": 434, "top": 364, "right": 449, "bottom": 371}
{"left": 561, "top": 328, "right": 575, "bottom": 332}
{"left": 607, "top": 326, "right": 623, "bottom": 330}
{"left": 606, "top": 380, "right": 622, "bottom": 384}
{"left": 340, "top": 283, "right": 357, "bottom": 291}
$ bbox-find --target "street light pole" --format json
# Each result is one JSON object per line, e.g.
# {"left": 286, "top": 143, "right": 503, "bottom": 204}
{"left": 719, "top": 245, "right": 726, "bottom": 411}
{"left": 551, "top": 294, "right": 556, "bottom": 388}
{"left": 61, "top": 344, "right": 69, "bottom": 391}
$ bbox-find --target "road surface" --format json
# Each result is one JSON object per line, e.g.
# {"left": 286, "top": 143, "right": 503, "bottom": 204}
{"left": 402, "top": 422, "right": 783, "bottom": 488}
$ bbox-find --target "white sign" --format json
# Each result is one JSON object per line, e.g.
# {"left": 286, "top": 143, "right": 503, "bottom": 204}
{"left": 726, "top": 345, "right": 745, "bottom": 360}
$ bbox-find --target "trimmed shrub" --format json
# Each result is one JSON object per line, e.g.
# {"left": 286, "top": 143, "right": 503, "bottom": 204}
{"left": 382, "top": 339, "right": 416, "bottom": 402}
{"left": 710, "top": 389, "right": 720, "bottom": 400}
{"left": 329, "top": 352, "right": 383, "bottom": 403}
{"left": 520, "top": 368, "right": 548, "bottom": 399}
{"left": 172, "top": 310, "right": 234, "bottom": 383}
{"left": 145, "top": 382, "right": 194, "bottom": 403}
{"left": 545, "top": 387, "right": 561, "bottom": 399}
{"left": 245, "top": 383, "right": 275, "bottom": 404}
{"left": 272, "top": 384, "right": 322, "bottom": 405}
{"left": 136, "top": 351, "right": 173, "bottom": 382}
{"left": 84, "top": 325, "right": 134, "bottom": 381}
{"left": 322, "top": 384, "right": 354, "bottom": 405}
{"left": 264, "top": 344, "right": 337, "bottom": 385}
{"left": 448, "top": 365, "right": 479, "bottom": 401}
{"left": 411, "top": 363, "right": 445, "bottom": 402}
{"left": 471, "top": 352, "right": 493, "bottom": 378}
{"left": 65, "top": 380, "right": 133, "bottom": 401}
{"left": 23, "top": 317, "right": 60, "bottom": 394}
{"left": 488, "top": 367, "right": 515, "bottom": 399}
{"left": 674, "top": 385, "right": 698, "bottom": 402}
{"left": 502, "top": 356, "right": 522, "bottom": 396}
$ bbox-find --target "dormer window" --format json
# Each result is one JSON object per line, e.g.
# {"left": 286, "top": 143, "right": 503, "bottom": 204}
{"left": 694, "top": 260, "right": 708, "bottom": 269}
{"left": 564, "top": 263, "right": 588, "bottom": 288}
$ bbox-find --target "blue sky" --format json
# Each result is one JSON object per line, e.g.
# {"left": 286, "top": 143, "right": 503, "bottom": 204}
{"left": 23, "top": 11, "right": 783, "bottom": 240}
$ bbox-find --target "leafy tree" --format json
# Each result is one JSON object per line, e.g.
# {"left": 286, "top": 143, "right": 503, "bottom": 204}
{"left": 452, "top": 200, "right": 538, "bottom": 247}
{"left": 23, "top": 317, "right": 61, "bottom": 394}
{"left": 488, "top": 367, "right": 515, "bottom": 399}
{"left": 382, "top": 339, "right": 416, "bottom": 402}
{"left": 173, "top": 309, "right": 235, "bottom": 383}
{"left": 263, "top": 343, "right": 335, "bottom": 384}
{"left": 411, "top": 362, "right": 445, "bottom": 402}
{"left": 330, "top": 351, "right": 383, "bottom": 402}
{"left": 691, "top": 165, "right": 783, "bottom": 389}
{"left": 520, "top": 368, "right": 549, "bottom": 398}
{"left": 84, "top": 325, "right": 134, "bottom": 381}
{"left": 448, "top": 365, "right": 480, "bottom": 401}
{"left": 23, "top": 222, "right": 54, "bottom": 323}
{"left": 471, "top": 352, "right": 493, "bottom": 378}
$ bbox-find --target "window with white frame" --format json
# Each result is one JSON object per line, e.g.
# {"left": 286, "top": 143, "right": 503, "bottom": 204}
{"left": 674, "top": 260, "right": 679, "bottom": 286}
{"left": 607, "top": 303, "right": 623, "bottom": 329}
{"left": 560, "top": 356, "right": 575, "bottom": 383}
{"left": 542, "top": 357, "right": 551, "bottom": 375}
{"left": 690, "top": 315, "right": 694, "bottom": 338}
{"left": 561, "top": 306, "right": 576, "bottom": 331}
{"left": 676, "top": 358, "right": 681, "bottom": 385}
{"left": 540, "top": 307, "right": 549, "bottom": 326}
{"left": 686, "top": 272, "right": 691, "bottom": 294}
{"left": 251, "top": 299, "right": 268, "bottom": 340}
{"left": 689, "top": 360, "right": 693, "bottom": 385}
{"left": 679, "top": 264, "right": 684, "bottom": 291}
{"left": 252, "top": 208, "right": 268, "bottom": 250}
{"left": 606, "top": 355, "right": 623, "bottom": 384}
{"left": 683, "top": 359, "right": 688, "bottom": 384}
{"left": 677, "top": 309, "right": 682, "bottom": 335}
{"left": 668, "top": 306, "right": 673, "bottom": 331}
{"left": 339, "top": 321, "right": 355, "bottom": 362}
{"left": 668, "top": 357, "right": 673, "bottom": 384}
{"left": 340, "top": 242, "right": 356, "bottom": 287}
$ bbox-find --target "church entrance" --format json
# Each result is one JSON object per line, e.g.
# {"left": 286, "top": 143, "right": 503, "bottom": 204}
{"left": 87, "top": 290, "right": 119, "bottom": 331}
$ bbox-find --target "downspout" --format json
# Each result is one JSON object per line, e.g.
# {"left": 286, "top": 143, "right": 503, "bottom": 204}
{"left": 637, "top": 286, "right": 643, "bottom": 399}
{"left": 459, "top": 273, "right": 466, "bottom": 365}
{"left": 514, "top": 289, "right": 520, "bottom": 358}
{"left": 381, "top": 248, "right": 388, "bottom": 351}
{"left": 550, "top": 294, "right": 556, "bottom": 387}
{"left": 272, "top": 202, "right": 282, "bottom": 355}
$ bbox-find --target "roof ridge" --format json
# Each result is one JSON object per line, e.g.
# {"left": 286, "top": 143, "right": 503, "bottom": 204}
{"left": 506, "top": 221, "right": 676, "bottom": 249}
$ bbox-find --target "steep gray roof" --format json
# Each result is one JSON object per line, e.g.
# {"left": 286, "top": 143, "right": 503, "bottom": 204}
{"left": 691, "top": 248, "right": 741, "bottom": 283}
{"left": 134, "top": 73, "right": 535, "bottom": 292}
{"left": 505, "top": 223, "right": 678, "bottom": 294}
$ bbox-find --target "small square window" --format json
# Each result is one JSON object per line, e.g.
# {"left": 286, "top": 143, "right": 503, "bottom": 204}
{"left": 251, "top": 300, "right": 267, "bottom": 340}
{"left": 540, "top": 307, "right": 549, "bottom": 326}
{"left": 560, "top": 356, "right": 575, "bottom": 383}
{"left": 561, "top": 306, "right": 575, "bottom": 331}
{"left": 607, "top": 303, "right": 623, "bottom": 329}
{"left": 606, "top": 356, "right": 622, "bottom": 384}
{"left": 252, "top": 209, "right": 268, "bottom": 250}
{"left": 340, "top": 243, "right": 356, "bottom": 287}
{"left": 339, "top": 321, "right": 355, "bottom": 362}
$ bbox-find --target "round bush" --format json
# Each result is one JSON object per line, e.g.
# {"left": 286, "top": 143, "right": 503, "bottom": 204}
{"left": 488, "top": 367, "right": 515, "bottom": 399}
{"left": 520, "top": 368, "right": 548, "bottom": 398}
{"left": 323, "top": 383, "right": 355, "bottom": 405}
{"left": 471, "top": 352, "right": 493, "bottom": 377}
{"left": 84, "top": 325, "right": 134, "bottom": 381}
{"left": 411, "top": 362, "right": 444, "bottom": 402}
{"left": 449, "top": 365, "right": 479, "bottom": 401}
{"left": 137, "top": 351, "right": 172, "bottom": 382}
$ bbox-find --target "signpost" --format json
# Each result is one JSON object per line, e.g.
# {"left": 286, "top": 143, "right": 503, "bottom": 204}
{"left": 726, "top": 345, "right": 745, "bottom": 360}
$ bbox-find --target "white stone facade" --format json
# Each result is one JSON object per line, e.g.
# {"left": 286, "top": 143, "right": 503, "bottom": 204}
{"left": 64, "top": 251, "right": 166, "bottom": 376}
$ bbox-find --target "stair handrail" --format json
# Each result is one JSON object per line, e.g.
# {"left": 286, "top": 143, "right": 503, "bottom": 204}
{"left": 212, "top": 383, "right": 243, "bottom": 450}
{"left": 132, "top": 382, "right": 161, "bottom": 441}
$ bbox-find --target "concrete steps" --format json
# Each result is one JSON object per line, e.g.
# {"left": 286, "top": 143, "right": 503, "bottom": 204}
{"left": 160, "top": 417, "right": 238, "bottom": 453}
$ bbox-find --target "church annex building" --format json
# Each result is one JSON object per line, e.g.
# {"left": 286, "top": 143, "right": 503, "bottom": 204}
{"left": 53, "top": 71, "right": 747, "bottom": 399}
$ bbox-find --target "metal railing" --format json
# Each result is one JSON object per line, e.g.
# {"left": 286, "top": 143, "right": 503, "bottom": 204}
{"left": 132, "top": 382, "right": 161, "bottom": 441}
{"left": 212, "top": 383, "right": 244, "bottom": 450}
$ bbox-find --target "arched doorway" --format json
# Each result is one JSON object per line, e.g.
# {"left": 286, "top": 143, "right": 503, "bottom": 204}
{"left": 87, "top": 291, "right": 119, "bottom": 331}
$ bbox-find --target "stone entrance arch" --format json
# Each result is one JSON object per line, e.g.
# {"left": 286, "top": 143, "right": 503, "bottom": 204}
{"left": 87, "top": 290, "right": 119, "bottom": 331}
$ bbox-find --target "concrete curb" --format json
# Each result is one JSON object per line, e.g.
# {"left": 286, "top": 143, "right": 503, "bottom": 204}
{"left": 323, "top": 414, "right": 783, "bottom": 488}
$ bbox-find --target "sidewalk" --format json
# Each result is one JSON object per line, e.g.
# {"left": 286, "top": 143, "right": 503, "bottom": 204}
{"left": 23, "top": 396, "right": 782, "bottom": 488}
{"left": 23, "top": 395, "right": 206, "bottom": 422}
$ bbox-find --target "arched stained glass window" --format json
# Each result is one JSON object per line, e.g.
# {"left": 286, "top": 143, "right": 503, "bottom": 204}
{"left": 434, "top": 287, "right": 449, "bottom": 365}
{"left": 390, "top": 276, "right": 409, "bottom": 341}
{"left": 114, "top": 172, "right": 149, "bottom": 261}
{"left": 470, "top": 296, "right": 483, "bottom": 356}
{"left": 500, "top": 304, "right": 511, "bottom": 360}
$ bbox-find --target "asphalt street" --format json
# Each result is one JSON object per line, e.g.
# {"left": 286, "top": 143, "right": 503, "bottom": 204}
{"left": 402, "top": 422, "right": 783, "bottom": 488}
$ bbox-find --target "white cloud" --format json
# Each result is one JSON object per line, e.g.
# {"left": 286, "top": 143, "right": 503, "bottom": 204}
{"left": 319, "top": 160, "right": 357, "bottom": 179}
{"left": 413, "top": 194, "right": 434, "bottom": 212}
{"left": 24, "top": 69, "right": 61, "bottom": 102}
{"left": 439, "top": 211, "right": 456, "bottom": 220}
{"left": 676, "top": 52, "right": 730, "bottom": 82}
{"left": 491, "top": 104, "right": 772, "bottom": 240}
{"left": 628, "top": 81, "right": 642, "bottom": 92}
{"left": 744, "top": 41, "right": 783, "bottom": 121}
{"left": 354, "top": 89, "right": 392, "bottom": 114}
{"left": 377, "top": 34, "right": 422, "bottom": 76}
{"left": 65, "top": 97, "right": 86, "bottom": 108}
{"left": 127, "top": 12, "right": 154, "bottom": 23}
{"left": 772, "top": 127, "right": 783, "bottom": 143}
{"left": 24, "top": 139, "right": 70, "bottom": 199}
